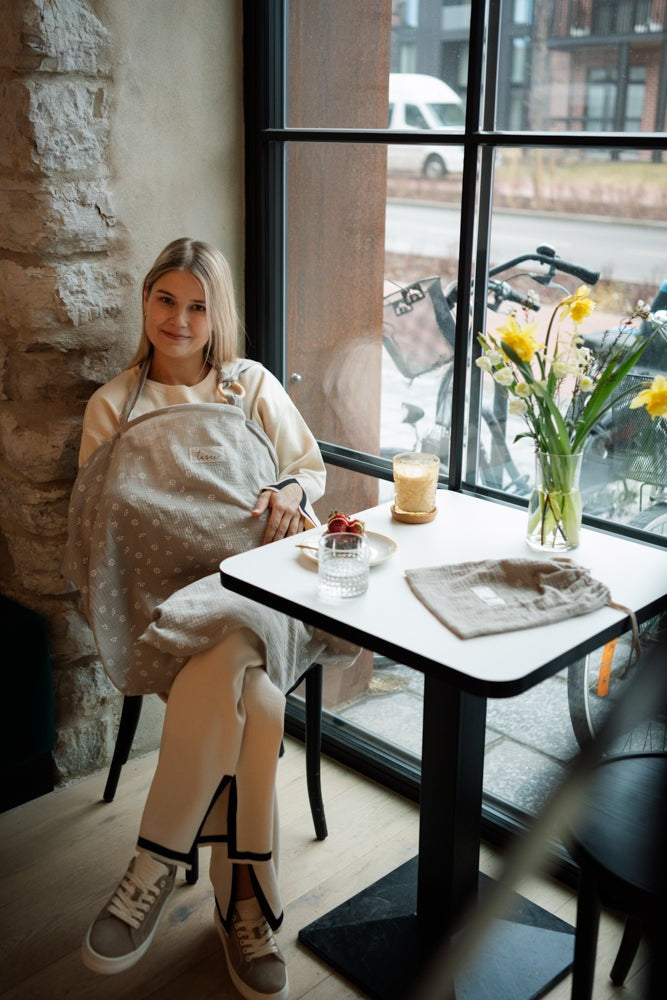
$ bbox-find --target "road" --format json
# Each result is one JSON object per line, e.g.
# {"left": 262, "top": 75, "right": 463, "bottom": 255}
{"left": 386, "top": 201, "right": 666, "bottom": 286}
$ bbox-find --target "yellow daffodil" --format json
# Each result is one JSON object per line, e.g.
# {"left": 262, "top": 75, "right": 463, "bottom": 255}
{"left": 629, "top": 374, "right": 667, "bottom": 419}
{"left": 497, "top": 315, "right": 544, "bottom": 362}
{"left": 559, "top": 286, "right": 596, "bottom": 324}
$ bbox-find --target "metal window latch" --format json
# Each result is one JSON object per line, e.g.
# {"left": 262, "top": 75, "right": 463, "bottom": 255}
{"left": 290, "top": 373, "right": 303, "bottom": 383}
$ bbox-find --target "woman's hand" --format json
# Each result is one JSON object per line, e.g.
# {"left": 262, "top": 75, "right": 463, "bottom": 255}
{"left": 252, "top": 483, "right": 305, "bottom": 544}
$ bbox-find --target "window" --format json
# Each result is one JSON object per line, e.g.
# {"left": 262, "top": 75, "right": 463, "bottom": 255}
{"left": 245, "top": 0, "right": 667, "bottom": 848}
{"left": 586, "top": 66, "right": 618, "bottom": 129}
{"left": 584, "top": 61, "right": 646, "bottom": 131}
{"left": 593, "top": 0, "right": 654, "bottom": 35}
{"left": 513, "top": 0, "right": 534, "bottom": 24}
{"left": 511, "top": 36, "right": 530, "bottom": 83}
{"left": 625, "top": 65, "right": 647, "bottom": 129}
{"left": 442, "top": 2, "right": 471, "bottom": 32}
{"left": 404, "top": 102, "right": 429, "bottom": 127}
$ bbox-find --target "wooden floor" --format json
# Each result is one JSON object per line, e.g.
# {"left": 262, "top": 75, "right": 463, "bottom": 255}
{"left": 0, "top": 740, "right": 649, "bottom": 1000}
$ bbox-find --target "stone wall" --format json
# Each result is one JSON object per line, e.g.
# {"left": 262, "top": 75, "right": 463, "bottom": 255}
{"left": 0, "top": 0, "right": 244, "bottom": 784}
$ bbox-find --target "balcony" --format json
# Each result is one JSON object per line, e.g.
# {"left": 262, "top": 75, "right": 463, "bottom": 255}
{"left": 552, "top": 0, "right": 665, "bottom": 39}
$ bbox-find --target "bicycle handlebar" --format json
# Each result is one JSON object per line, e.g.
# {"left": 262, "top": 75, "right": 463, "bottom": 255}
{"left": 488, "top": 244, "right": 600, "bottom": 286}
{"left": 445, "top": 246, "right": 601, "bottom": 310}
{"left": 488, "top": 279, "right": 540, "bottom": 312}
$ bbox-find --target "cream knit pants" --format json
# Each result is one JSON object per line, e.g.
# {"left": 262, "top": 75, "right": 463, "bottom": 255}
{"left": 136, "top": 628, "right": 286, "bottom": 930}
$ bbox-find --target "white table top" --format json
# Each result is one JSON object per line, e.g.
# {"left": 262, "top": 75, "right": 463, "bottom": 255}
{"left": 221, "top": 490, "right": 667, "bottom": 698}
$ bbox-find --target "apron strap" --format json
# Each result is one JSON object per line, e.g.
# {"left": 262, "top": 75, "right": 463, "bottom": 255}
{"left": 120, "top": 358, "right": 257, "bottom": 423}
{"left": 120, "top": 361, "right": 151, "bottom": 426}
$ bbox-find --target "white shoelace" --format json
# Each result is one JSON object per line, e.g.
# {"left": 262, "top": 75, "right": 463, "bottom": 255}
{"left": 234, "top": 914, "right": 281, "bottom": 961}
{"left": 106, "top": 855, "right": 170, "bottom": 929}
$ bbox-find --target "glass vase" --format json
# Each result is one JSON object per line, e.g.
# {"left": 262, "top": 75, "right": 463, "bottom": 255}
{"left": 526, "top": 450, "right": 583, "bottom": 552}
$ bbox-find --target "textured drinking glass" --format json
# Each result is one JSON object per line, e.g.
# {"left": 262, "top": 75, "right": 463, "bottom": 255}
{"left": 318, "top": 532, "right": 370, "bottom": 598}
{"left": 392, "top": 452, "right": 439, "bottom": 515}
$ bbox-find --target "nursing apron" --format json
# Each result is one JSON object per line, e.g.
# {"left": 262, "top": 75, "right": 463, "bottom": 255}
{"left": 64, "top": 360, "right": 355, "bottom": 697}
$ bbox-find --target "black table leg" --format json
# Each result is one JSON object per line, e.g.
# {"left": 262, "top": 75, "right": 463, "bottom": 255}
{"left": 417, "top": 674, "right": 487, "bottom": 925}
{"left": 299, "top": 672, "right": 575, "bottom": 999}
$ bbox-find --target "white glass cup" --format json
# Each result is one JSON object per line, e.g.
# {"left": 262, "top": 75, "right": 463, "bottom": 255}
{"left": 392, "top": 451, "right": 439, "bottom": 516}
{"left": 318, "top": 532, "right": 370, "bottom": 598}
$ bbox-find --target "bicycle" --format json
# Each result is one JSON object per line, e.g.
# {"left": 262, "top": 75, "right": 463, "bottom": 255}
{"left": 382, "top": 244, "right": 600, "bottom": 494}
{"left": 567, "top": 613, "right": 667, "bottom": 753}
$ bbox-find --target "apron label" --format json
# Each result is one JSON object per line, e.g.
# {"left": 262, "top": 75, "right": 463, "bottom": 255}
{"left": 190, "top": 446, "right": 227, "bottom": 463}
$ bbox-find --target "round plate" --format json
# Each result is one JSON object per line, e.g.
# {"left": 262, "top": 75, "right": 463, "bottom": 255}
{"left": 298, "top": 531, "right": 397, "bottom": 567}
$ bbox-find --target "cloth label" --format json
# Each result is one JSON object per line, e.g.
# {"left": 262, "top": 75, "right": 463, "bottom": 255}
{"left": 190, "top": 446, "right": 226, "bottom": 463}
{"left": 471, "top": 584, "right": 506, "bottom": 608}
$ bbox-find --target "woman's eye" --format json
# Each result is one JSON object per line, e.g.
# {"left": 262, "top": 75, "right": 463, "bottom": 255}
{"left": 191, "top": 304, "right": 206, "bottom": 313}
{"left": 158, "top": 296, "right": 173, "bottom": 305}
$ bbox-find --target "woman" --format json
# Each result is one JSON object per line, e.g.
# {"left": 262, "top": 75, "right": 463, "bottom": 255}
{"left": 65, "top": 238, "right": 356, "bottom": 1000}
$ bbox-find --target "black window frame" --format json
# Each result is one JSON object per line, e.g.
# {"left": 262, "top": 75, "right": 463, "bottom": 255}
{"left": 242, "top": 0, "right": 666, "bottom": 871}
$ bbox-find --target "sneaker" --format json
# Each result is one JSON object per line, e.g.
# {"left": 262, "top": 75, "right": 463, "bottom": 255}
{"left": 82, "top": 851, "right": 176, "bottom": 974}
{"left": 216, "top": 898, "right": 288, "bottom": 1000}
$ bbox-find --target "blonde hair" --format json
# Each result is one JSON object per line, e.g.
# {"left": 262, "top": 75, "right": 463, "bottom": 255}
{"left": 127, "top": 238, "right": 243, "bottom": 372}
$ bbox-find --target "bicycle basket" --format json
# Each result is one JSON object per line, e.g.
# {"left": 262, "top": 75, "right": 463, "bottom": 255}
{"left": 383, "top": 276, "right": 456, "bottom": 380}
{"left": 611, "top": 373, "right": 667, "bottom": 487}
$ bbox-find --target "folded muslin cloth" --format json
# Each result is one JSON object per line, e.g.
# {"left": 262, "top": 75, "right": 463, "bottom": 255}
{"left": 405, "top": 557, "right": 612, "bottom": 639}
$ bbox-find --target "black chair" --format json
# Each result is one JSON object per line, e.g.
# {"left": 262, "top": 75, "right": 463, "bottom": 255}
{"left": 103, "top": 663, "right": 327, "bottom": 886}
{"left": 568, "top": 751, "right": 667, "bottom": 999}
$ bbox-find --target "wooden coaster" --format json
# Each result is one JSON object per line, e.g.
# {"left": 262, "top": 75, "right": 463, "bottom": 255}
{"left": 390, "top": 505, "right": 437, "bottom": 525}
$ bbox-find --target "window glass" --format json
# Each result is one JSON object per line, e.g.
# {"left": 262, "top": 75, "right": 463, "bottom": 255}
{"left": 398, "top": 42, "right": 418, "bottom": 72}
{"left": 396, "top": 0, "right": 420, "bottom": 30}
{"left": 625, "top": 66, "right": 647, "bottom": 130}
{"left": 274, "top": 0, "right": 667, "bottom": 832}
{"left": 495, "top": 0, "right": 666, "bottom": 133}
{"left": 284, "top": 140, "right": 463, "bottom": 489}
{"left": 586, "top": 68, "right": 617, "bottom": 130}
{"left": 444, "top": 41, "right": 469, "bottom": 94}
{"left": 286, "top": 1, "right": 393, "bottom": 129}
{"left": 404, "top": 102, "right": 430, "bottom": 128}
{"left": 286, "top": 1, "right": 468, "bottom": 128}
{"left": 511, "top": 37, "right": 530, "bottom": 84}
{"left": 442, "top": 2, "right": 471, "bottom": 32}
{"left": 513, "top": 0, "right": 534, "bottom": 24}
{"left": 474, "top": 146, "right": 667, "bottom": 538}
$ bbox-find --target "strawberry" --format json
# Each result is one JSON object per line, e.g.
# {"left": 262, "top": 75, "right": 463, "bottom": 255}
{"left": 327, "top": 510, "right": 351, "bottom": 534}
{"left": 326, "top": 510, "right": 365, "bottom": 535}
{"left": 347, "top": 518, "right": 365, "bottom": 535}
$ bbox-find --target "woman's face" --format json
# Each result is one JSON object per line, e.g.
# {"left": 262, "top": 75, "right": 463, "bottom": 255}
{"left": 143, "top": 269, "right": 211, "bottom": 368}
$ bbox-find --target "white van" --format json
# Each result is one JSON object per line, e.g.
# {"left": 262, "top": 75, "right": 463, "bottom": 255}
{"left": 388, "top": 73, "right": 465, "bottom": 178}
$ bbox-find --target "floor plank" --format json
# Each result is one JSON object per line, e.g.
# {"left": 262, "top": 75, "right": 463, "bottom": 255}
{"left": 0, "top": 740, "right": 650, "bottom": 999}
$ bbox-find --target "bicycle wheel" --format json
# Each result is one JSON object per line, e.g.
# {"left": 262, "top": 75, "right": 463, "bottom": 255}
{"left": 628, "top": 501, "right": 667, "bottom": 536}
{"left": 567, "top": 617, "right": 667, "bottom": 753}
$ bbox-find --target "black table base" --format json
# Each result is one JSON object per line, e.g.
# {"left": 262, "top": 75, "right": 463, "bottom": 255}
{"left": 299, "top": 859, "right": 574, "bottom": 1000}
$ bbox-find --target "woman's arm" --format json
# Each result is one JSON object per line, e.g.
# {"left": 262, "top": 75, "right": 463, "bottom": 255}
{"left": 242, "top": 364, "right": 326, "bottom": 543}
